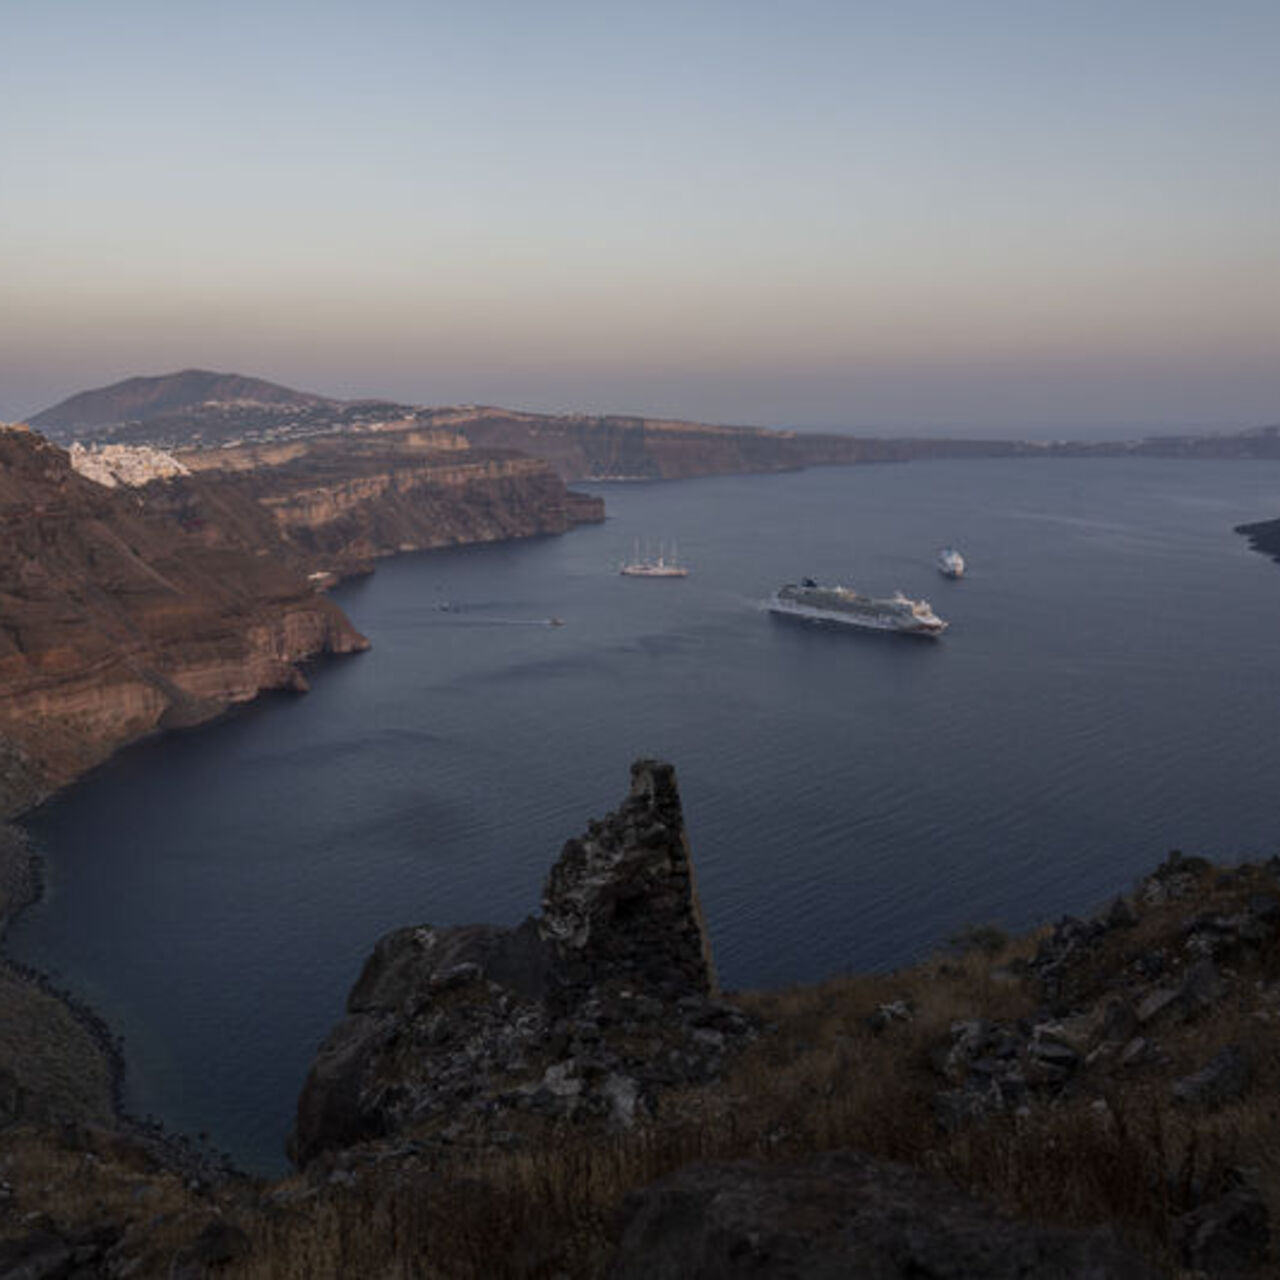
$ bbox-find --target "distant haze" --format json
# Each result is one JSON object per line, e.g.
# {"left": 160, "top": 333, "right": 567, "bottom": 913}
{"left": 3, "top": 2, "right": 1277, "bottom": 434}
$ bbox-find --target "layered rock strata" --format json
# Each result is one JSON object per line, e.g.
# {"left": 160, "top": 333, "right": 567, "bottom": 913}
{"left": 290, "top": 759, "right": 751, "bottom": 1166}
{"left": 438, "top": 406, "right": 1028, "bottom": 481}
{"left": 0, "top": 425, "right": 368, "bottom": 816}
{"left": 177, "top": 431, "right": 605, "bottom": 575}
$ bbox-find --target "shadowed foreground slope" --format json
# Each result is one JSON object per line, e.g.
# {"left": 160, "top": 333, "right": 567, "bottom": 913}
{"left": 0, "top": 762, "right": 1275, "bottom": 1276}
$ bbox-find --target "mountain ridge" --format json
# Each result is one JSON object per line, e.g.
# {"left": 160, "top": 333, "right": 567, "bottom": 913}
{"left": 29, "top": 368, "right": 341, "bottom": 434}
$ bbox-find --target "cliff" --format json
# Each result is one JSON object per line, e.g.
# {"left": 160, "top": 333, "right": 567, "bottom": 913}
{"left": 175, "top": 430, "right": 605, "bottom": 576}
{"left": 0, "top": 426, "right": 369, "bottom": 817}
{"left": 431, "top": 406, "right": 1030, "bottom": 481}
{"left": 0, "top": 419, "right": 603, "bottom": 815}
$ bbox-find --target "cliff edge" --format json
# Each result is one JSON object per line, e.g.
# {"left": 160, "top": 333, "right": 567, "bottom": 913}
{"left": 0, "top": 426, "right": 368, "bottom": 817}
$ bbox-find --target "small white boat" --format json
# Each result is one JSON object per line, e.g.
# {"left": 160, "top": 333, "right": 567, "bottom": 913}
{"left": 937, "top": 547, "right": 965, "bottom": 579}
{"left": 620, "top": 539, "right": 689, "bottom": 578}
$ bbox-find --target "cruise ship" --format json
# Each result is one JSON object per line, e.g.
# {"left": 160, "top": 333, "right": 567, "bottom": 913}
{"left": 768, "top": 578, "right": 947, "bottom": 636}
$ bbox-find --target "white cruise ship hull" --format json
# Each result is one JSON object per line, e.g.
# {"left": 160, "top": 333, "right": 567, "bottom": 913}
{"left": 768, "top": 587, "right": 946, "bottom": 636}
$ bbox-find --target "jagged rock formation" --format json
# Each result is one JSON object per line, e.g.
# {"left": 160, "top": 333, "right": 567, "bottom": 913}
{"left": 0, "top": 425, "right": 368, "bottom": 816}
{"left": 609, "top": 1151, "right": 1160, "bottom": 1279}
{"left": 1236, "top": 514, "right": 1280, "bottom": 566}
{"left": 290, "top": 759, "right": 753, "bottom": 1166}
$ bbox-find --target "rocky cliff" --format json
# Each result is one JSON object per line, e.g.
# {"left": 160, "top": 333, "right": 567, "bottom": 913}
{"left": 0, "top": 419, "right": 603, "bottom": 814}
{"left": 175, "top": 430, "right": 605, "bottom": 576}
{"left": 0, "top": 426, "right": 368, "bottom": 817}
{"left": 432, "top": 406, "right": 1029, "bottom": 481}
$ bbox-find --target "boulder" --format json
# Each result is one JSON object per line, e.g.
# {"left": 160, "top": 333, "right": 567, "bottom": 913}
{"left": 1172, "top": 1044, "right": 1250, "bottom": 1109}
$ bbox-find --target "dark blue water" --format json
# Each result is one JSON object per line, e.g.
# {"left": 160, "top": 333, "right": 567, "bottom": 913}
{"left": 11, "top": 458, "right": 1280, "bottom": 1172}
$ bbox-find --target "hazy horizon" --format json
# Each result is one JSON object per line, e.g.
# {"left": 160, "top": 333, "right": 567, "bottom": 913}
{"left": 4, "top": 1, "right": 1277, "bottom": 433}
{"left": 11, "top": 363, "right": 1271, "bottom": 443}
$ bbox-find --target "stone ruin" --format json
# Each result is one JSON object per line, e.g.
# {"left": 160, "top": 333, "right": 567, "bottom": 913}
{"left": 290, "top": 759, "right": 754, "bottom": 1166}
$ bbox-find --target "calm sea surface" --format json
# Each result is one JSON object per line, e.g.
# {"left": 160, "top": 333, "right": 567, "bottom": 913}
{"left": 11, "top": 458, "right": 1280, "bottom": 1171}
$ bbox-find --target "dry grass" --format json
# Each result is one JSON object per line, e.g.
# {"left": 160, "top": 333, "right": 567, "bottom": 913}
{"left": 4, "top": 864, "right": 1276, "bottom": 1278}
{"left": 236, "top": 879, "right": 1280, "bottom": 1278}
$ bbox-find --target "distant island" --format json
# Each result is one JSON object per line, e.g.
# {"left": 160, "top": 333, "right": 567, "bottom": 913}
{"left": 31, "top": 368, "right": 1280, "bottom": 482}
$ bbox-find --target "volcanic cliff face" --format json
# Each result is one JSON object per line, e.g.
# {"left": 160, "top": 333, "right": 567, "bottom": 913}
{"left": 176, "top": 430, "right": 605, "bottom": 575}
{"left": 0, "top": 426, "right": 368, "bottom": 816}
{"left": 421, "top": 407, "right": 1030, "bottom": 481}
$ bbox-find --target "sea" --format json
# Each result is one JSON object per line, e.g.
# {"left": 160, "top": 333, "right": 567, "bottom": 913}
{"left": 10, "top": 456, "right": 1280, "bottom": 1172}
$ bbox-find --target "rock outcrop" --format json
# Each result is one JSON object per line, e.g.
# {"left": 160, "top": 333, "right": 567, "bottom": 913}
{"left": 0, "top": 425, "right": 368, "bottom": 816}
{"left": 610, "top": 1151, "right": 1161, "bottom": 1279}
{"left": 290, "top": 759, "right": 753, "bottom": 1166}
{"left": 1236, "top": 514, "right": 1280, "bottom": 567}
{"left": 927, "top": 852, "right": 1280, "bottom": 1137}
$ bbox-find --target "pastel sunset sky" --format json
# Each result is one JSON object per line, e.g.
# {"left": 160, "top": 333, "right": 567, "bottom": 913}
{"left": 3, "top": 0, "right": 1277, "bottom": 433}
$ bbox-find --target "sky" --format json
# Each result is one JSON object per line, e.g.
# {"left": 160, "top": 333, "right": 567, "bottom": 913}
{"left": 2, "top": 1, "right": 1278, "bottom": 434}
